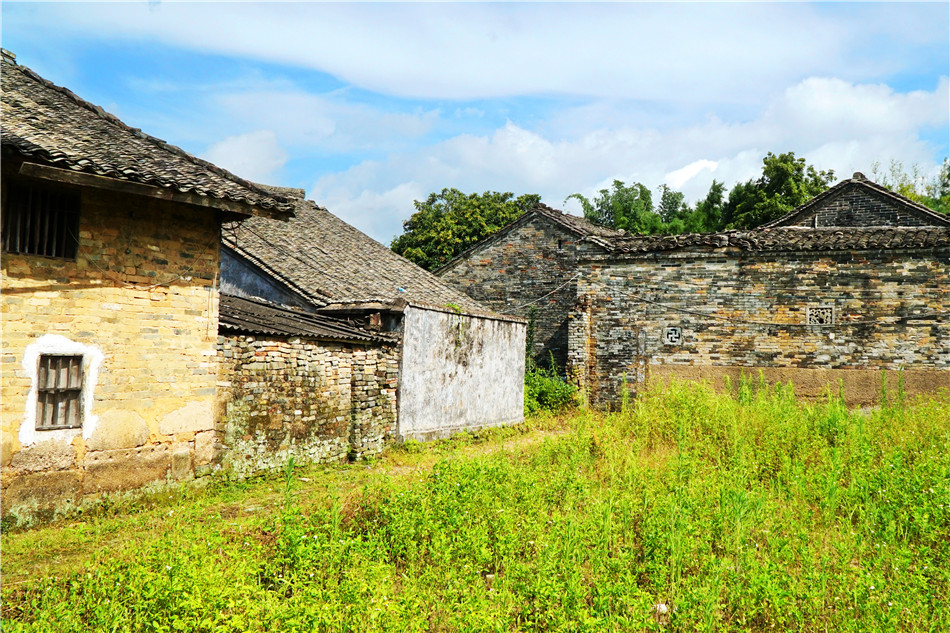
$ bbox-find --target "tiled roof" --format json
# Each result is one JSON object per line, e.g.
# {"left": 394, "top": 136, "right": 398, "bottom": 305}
{"left": 223, "top": 193, "right": 490, "bottom": 314}
{"left": 0, "top": 52, "right": 294, "bottom": 217}
{"left": 220, "top": 294, "right": 394, "bottom": 343}
{"left": 532, "top": 203, "right": 627, "bottom": 238}
{"left": 764, "top": 172, "right": 950, "bottom": 228}
{"left": 602, "top": 226, "right": 950, "bottom": 255}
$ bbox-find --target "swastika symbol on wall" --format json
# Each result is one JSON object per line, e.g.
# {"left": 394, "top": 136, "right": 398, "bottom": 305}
{"left": 664, "top": 327, "right": 682, "bottom": 345}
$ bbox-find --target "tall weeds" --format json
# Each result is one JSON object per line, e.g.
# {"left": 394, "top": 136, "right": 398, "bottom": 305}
{"left": 3, "top": 381, "right": 948, "bottom": 632}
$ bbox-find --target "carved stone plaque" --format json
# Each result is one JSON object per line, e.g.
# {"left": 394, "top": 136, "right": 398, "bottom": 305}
{"left": 663, "top": 326, "right": 682, "bottom": 345}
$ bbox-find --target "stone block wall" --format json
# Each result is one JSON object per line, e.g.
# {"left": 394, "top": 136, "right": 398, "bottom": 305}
{"left": 438, "top": 217, "right": 580, "bottom": 369}
{"left": 785, "top": 187, "right": 937, "bottom": 228}
{"left": 217, "top": 334, "right": 398, "bottom": 478}
{"left": 2, "top": 174, "right": 221, "bottom": 525}
{"left": 571, "top": 246, "right": 950, "bottom": 407}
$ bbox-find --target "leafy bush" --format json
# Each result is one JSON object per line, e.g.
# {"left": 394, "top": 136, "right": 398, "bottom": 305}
{"left": 524, "top": 361, "right": 577, "bottom": 415}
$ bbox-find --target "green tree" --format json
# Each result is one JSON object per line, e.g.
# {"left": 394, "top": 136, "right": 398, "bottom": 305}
{"left": 930, "top": 159, "right": 950, "bottom": 215}
{"left": 656, "top": 184, "right": 689, "bottom": 224}
{"left": 685, "top": 179, "right": 726, "bottom": 233}
{"left": 391, "top": 189, "right": 541, "bottom": 270}
{"left": 872, "top": 158, "right": 950, "bottom": 215}
{"left": 565, "top": 180, "right": 663, "bottom": 234}
{"left": 721, "top": 152, "right": 835, "bottom": 229}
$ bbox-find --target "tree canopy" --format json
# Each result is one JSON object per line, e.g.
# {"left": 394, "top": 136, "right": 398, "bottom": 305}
{"left": 566, "top": 180, "right": 721, "bottom": 235}
{"left": 391, "top": 188, "right": 541, "bottom": 271}
{"left": 565, "top": 152, "right": 836, "bottom": 235}
{"left": 720, "top": 152, "right": 835, "bottom": 229}
{"left": 872, "top": 158, "right": 950, "bottom": 216}
{"left": 565, "top": 181, "right": 661, "bottom": 234}
{"left": 390, "top": 153, "right": 948, "bottom": 269}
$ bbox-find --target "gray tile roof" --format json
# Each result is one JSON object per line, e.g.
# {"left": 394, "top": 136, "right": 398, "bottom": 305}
{"left": 224, "top": 194, "right": 491, "bottom": 314}
{"left": 600, "top": 226, "right": 950, "bottom": 255}
{"left": 220, "top": 294, "right": 394, "bottom": 343}
{"left": 532, "top": 203, "right": 627, "bottom": 238}
{"left": 0, "top": 51, "right": 294, "bottom": 217}
{"left": 764, "top": 172, "right": 950, "bottom": 228}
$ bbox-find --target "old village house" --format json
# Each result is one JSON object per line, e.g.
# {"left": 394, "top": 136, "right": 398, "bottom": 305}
{"left": 439, "top": 174, "right": 950, "bottom": 407}
{"left": 437, "top": 204, "right": 622, "bottom": 368}
{"left": 219, "top": 189, "right": 526, "bottom": 470}
{"left": 1, "top": 52, "right": 294, "bottom": 523}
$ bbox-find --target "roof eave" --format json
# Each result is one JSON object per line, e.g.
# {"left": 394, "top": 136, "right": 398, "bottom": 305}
{"left": 17, "top": 161, "right": 292, "bottom": 220}
{"left": 763, "top": 177, "right": 950, "bottom": 228}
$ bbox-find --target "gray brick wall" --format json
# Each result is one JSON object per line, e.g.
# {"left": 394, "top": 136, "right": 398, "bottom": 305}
{"left": 570, "top": 245, "right": 950, "bottom": 407}
{"left": 787, "top": 188, "right": 937, "bottom": 228}
{"left": 439, "top": 216, "right": 591, "bottom": 369}
{"left": 217, "top": 335, "right": 398, "bottom": 476}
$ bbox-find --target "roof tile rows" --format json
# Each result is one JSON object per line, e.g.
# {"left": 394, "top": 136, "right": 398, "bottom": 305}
{"left": 219, "top": 294, "right": 394, "bottom": 343}
{"left": 1, "top": 53, "right": 294, "bottom": 216}
{"left": 603, "top": 226, "right": 950, "bottom": 255}
{"left": 224, "top": 194, "right": 489, "bottom": 314}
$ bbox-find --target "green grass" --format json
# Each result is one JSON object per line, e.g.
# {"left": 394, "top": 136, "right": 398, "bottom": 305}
{"left": 2, "top": 381, "right": 948, "bottom": 632}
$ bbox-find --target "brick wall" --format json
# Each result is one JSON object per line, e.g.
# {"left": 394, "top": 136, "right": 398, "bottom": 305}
{"left": 785, "top": 187, "right": 936, "bottom": 228}
{"left": 217, "top": 334, "right": 398, "bottom": 478}
{"left": 2, "top": 174, "right": 222, "bottom": 525}
{"left": 439, "top": 216, "right": 580, "bottom": 368}
{"left": 571, "top": 246, "right": 950, "bottom": 407}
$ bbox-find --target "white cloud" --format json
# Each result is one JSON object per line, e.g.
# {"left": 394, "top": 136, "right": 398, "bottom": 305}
{"left": 9, "top": 3, "right": 947, "bottom": 102}
{"left": 311, "top": 76, "right": 948, "bottom": 241}
{"left": 666, "top": 160, "right": 719, "bottom": 190}
{"left": 317, "top": 181, "right": 428, "bottom": 246}
{"left": 203, "top": 130, "right": 287, "bottom": 184}
{"left": 4, "top": 3, "right": 944, "bottom": 243}
{"left": 211, "top": 90, "right": 440, "bottom": 153}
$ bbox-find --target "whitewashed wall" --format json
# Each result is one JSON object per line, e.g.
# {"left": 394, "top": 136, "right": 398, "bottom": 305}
{"left": 398, "top": 305, "right": 525, "bottom": 440}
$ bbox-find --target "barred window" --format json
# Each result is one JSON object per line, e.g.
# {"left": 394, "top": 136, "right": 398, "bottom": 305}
{"left": 2, "top": 181, "right": 80, "bottom": 259}
{"left": 36, "top": 355, "right": 84, "bottom": 430}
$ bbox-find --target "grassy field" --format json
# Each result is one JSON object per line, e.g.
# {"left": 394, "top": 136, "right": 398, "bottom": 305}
{"left": 2, "top": 379, "right": 948, "bottom": 632}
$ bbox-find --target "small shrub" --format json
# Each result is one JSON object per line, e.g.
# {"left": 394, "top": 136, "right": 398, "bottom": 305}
{"left": 524, "top": 361, "right": 577, "bottom": 415}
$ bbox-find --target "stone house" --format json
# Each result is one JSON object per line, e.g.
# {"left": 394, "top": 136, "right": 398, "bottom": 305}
{"left": 1, "top": 52, "right": 294, "bottom": 523}
{"left": 570, "top": 173, "right": 950, "bottom": 407}
{"left": 436, "top": 204, "right": 623, "bottom": 369}
{"left": 221, "top": 191, "right": 526, "bottom": 444}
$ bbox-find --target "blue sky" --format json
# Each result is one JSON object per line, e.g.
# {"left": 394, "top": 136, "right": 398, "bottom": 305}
{"left": 2, "top": 2, "right": 948, "bottom": 243}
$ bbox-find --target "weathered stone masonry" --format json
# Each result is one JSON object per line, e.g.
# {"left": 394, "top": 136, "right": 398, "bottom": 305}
{"left": 571, "top": 242, "right": 950, "bottom": 407}
{"left": 216, "top": 334, "right": 398, "bottom": 477}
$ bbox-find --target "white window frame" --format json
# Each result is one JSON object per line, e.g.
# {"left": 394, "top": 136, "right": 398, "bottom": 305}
{"left": 20, "top": 334, "right": 103, "bottom": 447}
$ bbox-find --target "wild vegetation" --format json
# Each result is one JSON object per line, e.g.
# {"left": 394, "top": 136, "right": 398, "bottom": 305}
{"left": 3, "top": 379, "right": 948, "bottom": 632}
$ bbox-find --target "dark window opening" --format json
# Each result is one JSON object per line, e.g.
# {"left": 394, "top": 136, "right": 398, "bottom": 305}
{"left": 2, "top": 181, "right": 80, "bottom": 259}
{"left": 36, "top": 355, "right": 83, "bottom": 430}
